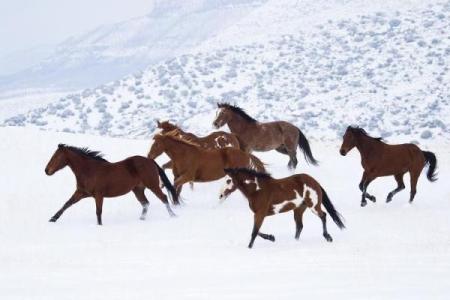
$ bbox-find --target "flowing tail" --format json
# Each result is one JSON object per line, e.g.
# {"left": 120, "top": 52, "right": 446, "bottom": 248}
{"left": 320, "top": 187, "right": 345, "bottom": 229}
{"left": 248, "top": 153, "right": 266, "bottom": 172}
{"left": 154, "top": 161, "right": 180, "bottom": 205}
{"left": 297, "top": 128, "right": 318, "bottom": 166}
{"left": 422, "top": 151, "right": 438, "bottom": 182}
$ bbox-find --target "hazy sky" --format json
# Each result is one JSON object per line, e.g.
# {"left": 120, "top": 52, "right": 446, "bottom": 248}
{"left": 0, "top": 0, "right": 154, "bottom": 56}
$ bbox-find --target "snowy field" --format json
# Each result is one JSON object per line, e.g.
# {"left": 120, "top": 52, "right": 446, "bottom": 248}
{"left": 1, "top": 127, "right": 449, "bottom": 299}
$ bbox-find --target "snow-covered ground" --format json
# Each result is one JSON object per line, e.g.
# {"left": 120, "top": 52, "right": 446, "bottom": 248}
{"left": 1, "top": 127, "right": 449, "bottom": 299}
{"left": 3, "top": 0, "right": 449, "bottom": 142}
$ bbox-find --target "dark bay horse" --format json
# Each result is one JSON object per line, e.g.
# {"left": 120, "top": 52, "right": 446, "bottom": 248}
{"left": 147, "top": 131, "right": 266, "bottom": 198}
{"left": 339, "top": 126, "right": 438, "bottom": 207}
{"left": 213, "top": 103, "right": 318, "bottom": 168}
{"left": 221, "top": 168, "right": 345, "bottom": 248}
{"left": 155, "top": 120, "right": 240, "bottom": 169}
{"left": 45, "top": 144, "right": 178, "bottom": 225}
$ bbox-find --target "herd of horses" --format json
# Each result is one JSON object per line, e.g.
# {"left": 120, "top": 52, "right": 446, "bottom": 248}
{"left": 45, "top": 103, "right": 438, "bottom": 248}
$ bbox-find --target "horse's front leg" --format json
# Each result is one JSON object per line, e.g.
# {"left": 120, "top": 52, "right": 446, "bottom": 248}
{"left": 361, "top": 176, "right": 376, "bottom": 207}
{"left": 49, "top": 190, "right": 87, "bottom": 222}
{"left": 359, "top": 172, "right": 376, "bottom": 204}
{"left": 174, "top": 174, "right": 192, "bottom": 199}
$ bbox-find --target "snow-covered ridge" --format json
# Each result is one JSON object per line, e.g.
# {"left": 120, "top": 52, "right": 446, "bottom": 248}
{"left": 3, "top": 1, "right": 450, "bottom": 142}
{"left": 0, "top": 0, "right": 267, "bottom": 91}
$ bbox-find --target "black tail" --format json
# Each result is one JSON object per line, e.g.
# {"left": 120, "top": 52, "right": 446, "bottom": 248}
{"left": 422, "top": 151, "right": 438, "bottom": 182}
{"left": 154, "top": 161, "right": 179, "bottom": 205}
{"left": 297, "top": 129, "right": 318, "bottom": 166}
{"left": 320, "top": 187, "right": 345, "bottom": 229}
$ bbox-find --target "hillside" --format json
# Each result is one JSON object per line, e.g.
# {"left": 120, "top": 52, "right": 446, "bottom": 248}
{"left": 2, "top": 0, "right": 449, "bottom": 142}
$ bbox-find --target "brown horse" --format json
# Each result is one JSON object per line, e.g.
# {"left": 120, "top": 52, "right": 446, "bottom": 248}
{"left": 45, "top": 144, "right": 178, "bottom": 225}
{"left": 212, "top": 103, "right": 318, "bottom": 168}
{"left": 147, "top": 131, "right": 266, "bottom": 197}
{"left": 154, "top": 120, "right": 240, "bottom": 169}
{"left": 339, "top": 126, "right": 438, "bottom": 207}
{"left": 220, "top": 168, "right": 345, "bottom": 248}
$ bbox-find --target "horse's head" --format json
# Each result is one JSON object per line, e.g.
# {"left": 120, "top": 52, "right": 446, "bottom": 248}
{"left": 220, "top": 168, "right": 264, "bottom": 200}
{"left": 157, "top": 120, "right": 178, "bottom": 133}
{"left": 213, "top": 105, "right": 231, "bottom": 129}
{"left": 219, "top": 175, "right": 236, "bottom": 201}
{"left": 148, "top": 135, "right": 165, "bottom": 159}
{"left": 340, "top": 126, "right": 357, "bottom": 156}
{"left": 45, "top": 144, "right": 69, "bottom": 175}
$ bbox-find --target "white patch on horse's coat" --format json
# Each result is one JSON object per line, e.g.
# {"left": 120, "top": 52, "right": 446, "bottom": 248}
{"left": 272, "top": 184, "right": 318, "bottom": 214}
{"left": 215, "top": 137, "right": 221, "bottom": 148}
{"left": 244, "top": 179, "right": 262, "bottom": 191}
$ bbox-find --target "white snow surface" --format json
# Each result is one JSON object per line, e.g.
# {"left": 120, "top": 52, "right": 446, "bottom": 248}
{"left": 2, "top": 0, "right": 449, "bottom": 142}
{"left": 0, "top": 127, "right": 449, "bottom": 299}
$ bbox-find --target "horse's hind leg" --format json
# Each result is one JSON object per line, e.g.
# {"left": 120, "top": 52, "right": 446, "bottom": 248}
{"left": 146, "top": 184, "right": 176, "bottom": 217}
{"left": 132, "top": 186, "right": 150, "bottom": 220}
{"left": 294, "top": 204, "right": 307, "bottom": 240}
{"left": 317, "top": 209, "right": 333, "bottom": 242}
{"left": 386, "top": 173, "right": 405, "bottom": 203}
{"left": 409, "top": 170, "right": 420, "bottom": 203}
{"left": 49, "top": 190, "right": 87, "bottom": 222}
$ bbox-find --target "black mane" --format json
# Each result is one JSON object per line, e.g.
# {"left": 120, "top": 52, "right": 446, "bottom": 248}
{"left": 348, "top": 126, "right": 383, "bottom": 141}
{"left": 59, "top": 144, "right": 108, "bottom": 162}
{"left": 217, "top": 103, "right": 257, "bottom": 123}
{"left": 224, "top": 168, "right": 272, "bottom": 179}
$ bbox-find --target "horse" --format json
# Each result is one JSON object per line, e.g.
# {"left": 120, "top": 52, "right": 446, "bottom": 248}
{"left": 45, "top": 144, "right": 178, "bottom": 225}
{"left": 147, "top": 131, "right": 266, "bottom": 198}
{"left": 212, "top": 103, "right": 318, "bottom": 169}
{"left": 339, "top": 126, "right": 438, "bottom": 207}
{"left": 220, "top": 168, "right": 345, "bottom": 248}
{"left": 154, "top": 120, "right": 240, "bottom": 169}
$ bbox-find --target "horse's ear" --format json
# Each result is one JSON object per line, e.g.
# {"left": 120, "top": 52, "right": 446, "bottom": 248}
{"left": 156, "top": 120, "right": 161, "bottom": 126}
{"left": 58, "top": 143, "right": 63, "bottom": 149}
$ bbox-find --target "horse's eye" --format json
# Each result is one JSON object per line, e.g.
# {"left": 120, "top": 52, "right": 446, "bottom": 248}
{"left": 226, "top": 179, "right": 231, "bottom": 184}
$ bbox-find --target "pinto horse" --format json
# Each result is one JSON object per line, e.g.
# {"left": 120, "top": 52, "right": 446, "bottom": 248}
{"left": 155, "top": 120, "right": 240, "bottom": 169}
{"left": 339, "top": 126, "right": 438, "bottom": 206}
{"left": 220, "top": 168, "right": 345, "bottom": 248}
{"left": 45, "top": 144, "right": 178, "bottom": 225}
{"left": 147, "top": 131, "right": 266, "bottom": 198}
{"left": 213, "top": 103, "right": 318, "bottom": 168}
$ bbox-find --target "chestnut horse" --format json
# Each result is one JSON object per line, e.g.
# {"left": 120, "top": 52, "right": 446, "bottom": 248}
{"left": 147, "top": 131, "right": 266, "bottom": 198}
{"left": 221, "top": 168, "right": 345, "bottom": 248}
{"left": 45, "top": 144, "right": 178, "bottom": 225}
{"left": 339, "top": 126, "right": 438, "bottom": 207}
{"left": 213, "top": 103, "right": 318, "bottom": 168}
{"left": 155, "top": 120, "right": 240, "bottom": 169}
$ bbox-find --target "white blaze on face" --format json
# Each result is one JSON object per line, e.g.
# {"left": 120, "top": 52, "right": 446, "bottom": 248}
{"left": 272, "top": 184, "right": 318, "bottom": 214}
{"left": 219, "top": 175, "right": 234, "bottom": 198}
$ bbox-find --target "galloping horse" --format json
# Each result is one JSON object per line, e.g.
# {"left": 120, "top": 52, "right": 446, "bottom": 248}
{"left": 147, "top": 131, "right": 266, "bottom": 198}
{"left": 154, "top": 120, "right": 240, "bottom": 169}
{"left": 339, "top": 126, "right": 438, "bottom": 206}
{"left": 213, "top": 103, "right": 318, "bottom": 168}
{"left": 220, "top": 168, "right": 345, "bottom": 248}
{"left": 45, "top": 144, "right": 178, "bottom": 225}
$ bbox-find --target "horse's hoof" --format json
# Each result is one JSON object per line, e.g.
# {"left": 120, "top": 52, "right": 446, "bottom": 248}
{"left": 361, "top": 201, "right": 367, "bottom": 207}
{"left": 268, "top": 235, "right": 275, "bottom": 242}
{"left": 368, "top": 196, "right": 376, "bottom": 202}
{"left": 49, "top": 218, "right": 57, "bottom": 222}
{"left": 139, "top": 216, "right": 146, "bottom": 221}
{"left": 386, "top": 197, "right": 392, "bottom": 203}
{"left": 324, "top": 234, "right": 333, "bottom": 242}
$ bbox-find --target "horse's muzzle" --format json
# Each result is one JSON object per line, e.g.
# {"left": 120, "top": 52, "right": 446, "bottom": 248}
{"left": 45, "top": 167, "right": 52, "bottom": 175}
{"left": 339, "top": 149, "right": 347, "bottom": 156}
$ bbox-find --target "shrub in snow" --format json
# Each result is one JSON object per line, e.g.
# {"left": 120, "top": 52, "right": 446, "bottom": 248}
{"left": 420, "top": 130, "right": 432, "bottom": 139}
